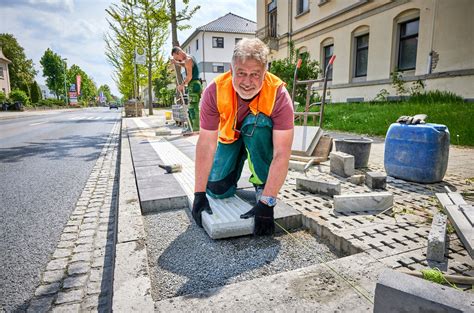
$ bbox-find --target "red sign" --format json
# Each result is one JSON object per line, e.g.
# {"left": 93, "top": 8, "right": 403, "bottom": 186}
{"left": 76, "top": 75, "right": 82, "bottom": 95}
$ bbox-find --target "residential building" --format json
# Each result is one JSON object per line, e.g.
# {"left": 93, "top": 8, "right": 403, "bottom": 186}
{"left": 257, "top": 0, "right": 474, "bottom": 102}
{"left": 39, "top": 84, "right": 56, "bottom": 99}
{"left": 181, "top": 12, "right": 257, "bottom": 85}
{"left": 0, "top": 46, "right": 12, "bottom": 95}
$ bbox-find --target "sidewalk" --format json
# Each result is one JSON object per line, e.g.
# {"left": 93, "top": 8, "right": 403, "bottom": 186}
{"left": 114, "top": 110, "right": 473, "bottom": 311}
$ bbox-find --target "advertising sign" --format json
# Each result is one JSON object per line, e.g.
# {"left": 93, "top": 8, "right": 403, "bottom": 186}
{"left": 69, "top": 84, "right": 78, "bottom": 105}
{"left": 76, "top": 75, "right": 82, "bottom": 95}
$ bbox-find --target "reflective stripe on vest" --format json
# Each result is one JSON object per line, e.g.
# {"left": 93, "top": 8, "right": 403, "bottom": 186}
{"left": 214, "top": 71, "right": 285, "bottom": 144}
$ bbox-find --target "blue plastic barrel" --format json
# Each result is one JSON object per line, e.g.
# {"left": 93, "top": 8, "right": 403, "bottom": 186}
{"left": 384, "top": 123, "right": 450, "bottom": 183}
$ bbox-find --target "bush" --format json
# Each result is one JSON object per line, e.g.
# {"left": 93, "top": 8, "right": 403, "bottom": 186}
{"left": 0, "top": 91, "right": 6, "bottom": 103}
{"left": 37, "top": 99, "right": 66, "bottom": 107}
{"left": 10, "top": 89, "right": 30, "bottom": 105}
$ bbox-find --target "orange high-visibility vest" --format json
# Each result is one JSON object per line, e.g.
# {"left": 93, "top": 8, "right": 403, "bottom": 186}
{"left": 214, "top": 71, "right": 285, "bottom": 144}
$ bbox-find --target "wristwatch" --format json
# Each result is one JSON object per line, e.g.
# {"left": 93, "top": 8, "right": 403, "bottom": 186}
{"left": 260, "top": 195, "right": 277, "bottom": 207}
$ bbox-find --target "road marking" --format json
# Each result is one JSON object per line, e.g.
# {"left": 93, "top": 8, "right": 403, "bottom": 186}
{"left": 30, "top": 121, "right": 48, "bottom": 126}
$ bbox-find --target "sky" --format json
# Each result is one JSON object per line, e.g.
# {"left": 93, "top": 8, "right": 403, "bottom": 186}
{"left": 1, "top": 0, "right": 256, "bottom": 97}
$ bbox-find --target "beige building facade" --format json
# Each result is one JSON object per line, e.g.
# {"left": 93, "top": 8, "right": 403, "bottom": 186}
{"left": 257, "top": 0, "right": 474, "bottom": 102}
{"left": 0, "top": 47, "right": 12, "bottom": 95}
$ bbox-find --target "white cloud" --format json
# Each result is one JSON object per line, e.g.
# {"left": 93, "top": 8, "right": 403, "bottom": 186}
{"left": 1, "top": 0, "right": 257, "bottom": 97}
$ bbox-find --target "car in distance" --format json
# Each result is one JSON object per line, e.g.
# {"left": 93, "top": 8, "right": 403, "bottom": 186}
{"left": 109, "top": 103, "right": 119, "bottom": 109}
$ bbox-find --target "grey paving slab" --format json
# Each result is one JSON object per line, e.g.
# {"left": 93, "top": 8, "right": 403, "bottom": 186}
{"left": 291, "top": 125, "right": 322, "bottom": 156}
{"left": 296, "top": 177, "right": 341, "bottom": 196}
{"left": 154, "top": 253, "right": 384, "bottom": 312}
{"left": 139, "top": 186, "right": 188, "bottom": 214}
{"left": 333, "top": 192, "right": 393, "bottom": 213}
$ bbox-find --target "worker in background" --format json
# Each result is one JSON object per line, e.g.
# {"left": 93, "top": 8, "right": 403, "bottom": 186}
{"left": 192, "top": 38, "right": 294, "bottom": 235}
{"left": 171, "top": 46, "right": 202, "bottom": 131}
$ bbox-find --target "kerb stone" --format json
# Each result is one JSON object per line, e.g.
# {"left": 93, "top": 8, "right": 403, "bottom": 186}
{"left": 426, "top": 213, "right": 447, "bottom": 262}
{"left": 374, "top": 269, "right": 472, "bottom": 313}
{"left": 333, "top": 192, "right": 393, "bottom": 213}
{"left": 296, "top": 177, "right": 341, "bottom": 196}
{"left": 330, "top": 151, "right": 354, "bottom": 177}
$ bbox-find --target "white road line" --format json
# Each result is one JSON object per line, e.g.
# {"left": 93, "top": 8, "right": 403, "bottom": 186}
{"left": 30, "top": 121, "right": 48, "bottom": 126}
{"left": 94, "top": 116, "right": 102, "bottom": 120}
{"left": 87, "top": 117, "right": 95, "bottom": 120}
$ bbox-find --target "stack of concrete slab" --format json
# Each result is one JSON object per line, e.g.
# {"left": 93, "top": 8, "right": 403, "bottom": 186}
{"left": 291, "top": 126, "right": 323, "bottom": 156}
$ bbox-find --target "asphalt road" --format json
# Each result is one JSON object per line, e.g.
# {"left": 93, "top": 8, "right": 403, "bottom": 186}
{"left": 0, "top": 107, "right": 121, "bottom": 312}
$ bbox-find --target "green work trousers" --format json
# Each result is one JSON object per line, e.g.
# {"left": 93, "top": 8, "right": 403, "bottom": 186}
{"left": 206, "top": 113, "right": 274, "bottom": 199}
{"left": 187, "top": 80, "right": 202, "bottom": 131}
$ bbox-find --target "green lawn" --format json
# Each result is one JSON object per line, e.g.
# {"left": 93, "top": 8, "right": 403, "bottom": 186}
{"left": 297, "top": 93, "right": 474, "bottom": 146}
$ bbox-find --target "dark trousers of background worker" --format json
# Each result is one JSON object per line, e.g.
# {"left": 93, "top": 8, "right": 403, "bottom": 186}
{"left": 187, "top": 80, "right": 202, "bottom": 132}
{"left": 206, "top": 113, "right": 273, "bottom": 199}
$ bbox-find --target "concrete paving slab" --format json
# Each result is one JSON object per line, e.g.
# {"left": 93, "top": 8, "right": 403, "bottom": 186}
{"left": 154, "top": 253, "right": 385, "bottom": 312}
{"left": 374, "top": 269, "right": 473, "bottom": 313}
{"left": 333, "top": 192, "right": 393, "bottom": 213}
{"left": 139, "top": 186, "right": 188, "bottom": 214}
{"left": 149, "top": 138, "right": 302, "bottom": 239}
{"left": 296, "top": 177, "right": 341, "bottom": 196}
{"left": 292, "top": 126, "right": 322, "bottom": 156}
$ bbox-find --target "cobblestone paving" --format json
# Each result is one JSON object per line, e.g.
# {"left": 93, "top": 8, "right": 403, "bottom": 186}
{"left": 281, "top": 163, "right": 473, "bottom": 284}
{"left": 27, "top": 121, "right": 121, "bottom": 312}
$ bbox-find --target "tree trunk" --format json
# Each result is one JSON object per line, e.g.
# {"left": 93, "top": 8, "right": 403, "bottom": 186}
{"left": 170, "top": 0, "right": 179, "bottom": 47}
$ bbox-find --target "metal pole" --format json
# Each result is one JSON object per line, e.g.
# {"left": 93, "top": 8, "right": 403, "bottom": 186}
{"left": 63, "top": 58, "right": 68, "bottom": 105}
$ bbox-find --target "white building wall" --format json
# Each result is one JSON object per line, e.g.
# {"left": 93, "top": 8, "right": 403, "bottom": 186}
{"left": 183, "top": 31, "right": 255, "bottom": 86}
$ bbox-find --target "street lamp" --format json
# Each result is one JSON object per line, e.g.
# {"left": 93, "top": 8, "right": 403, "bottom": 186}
{"left": 62, "top": 58, "right": 68, "bottom": 106}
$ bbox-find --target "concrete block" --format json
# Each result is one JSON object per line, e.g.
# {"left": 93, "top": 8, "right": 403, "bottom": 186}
{"left": 139, "top": 186, "right": 188, "bottom": 214}
{"left": 365, "top": 172, "right": 387, "bottom": 189}
{"left": 288, "top": 160, "right": 306, "bottom": 172}
{"left": 374, "top": 269, "right": 473, "bottom": 313}
{"left": 333, "top": 192, "right": 393, "bottom": 213}
{"left": 330, "top": 151, "right": 354, "bottom": 177}
{"left": 427, "top": 213, "right": 447, "bottom": 262}
{"left": 348, "top": 174, "right": 365, "bottom": 185}
{"left": 296, "top": 177, "right": 341, "bottom": 196}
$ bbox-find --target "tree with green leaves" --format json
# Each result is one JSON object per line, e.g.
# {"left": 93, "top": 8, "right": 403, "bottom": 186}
{"left": 104, "top": 0, "right": 199, "bottom": 107}
{"left": 98, "top": 84, "right": 113, "bottom": 103}
{"left": 40, "top": 48, "right": 67, "bottom": 100}
{"left": 0, "top": 33, "right": 37, "bottom": 94}
{"left": 67, "top": 64, "right": 97, "bottom": 105}
{"left": 153, "top": 60, "right": 173, "bottom": 105}
{"left": 269, "top": 42, "right": 321, "bottom": 107}
{"left": 30, "top": 81, "right": 42, "bottom": 104}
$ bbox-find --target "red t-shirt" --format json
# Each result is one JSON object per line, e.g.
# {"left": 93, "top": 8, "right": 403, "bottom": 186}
{"left": 199, "top": 81, "right": 294, "bottom": 131}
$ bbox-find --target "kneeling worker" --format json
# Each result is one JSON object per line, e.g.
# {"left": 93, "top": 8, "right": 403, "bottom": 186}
{"left": 192, "top": 38, "right": 294, "bottom": 235}
{"left": 171, "top": 46, "right": 202, "bottom": 131}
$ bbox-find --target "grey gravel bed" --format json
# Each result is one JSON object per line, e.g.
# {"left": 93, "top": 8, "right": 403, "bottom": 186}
{"left": 143, "top": 208, "right": 340, "bottom": 301}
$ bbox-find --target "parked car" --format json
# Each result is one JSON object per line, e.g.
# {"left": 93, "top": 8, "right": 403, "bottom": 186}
{"left": 109, "top": 103, "right": 119, "bottom": 109}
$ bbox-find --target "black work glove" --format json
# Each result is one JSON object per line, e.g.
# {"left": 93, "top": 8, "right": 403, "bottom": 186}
{"left": 192, "top": 192, "right": 212, "bottom": 227}
{"left": 240, "top": 201, "right": 275, "bottom": 236}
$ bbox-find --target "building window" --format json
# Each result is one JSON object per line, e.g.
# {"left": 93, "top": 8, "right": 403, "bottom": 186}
{"left": 323, "top": 44, "right": 334, "bottom": 80}
{"left": 196, "top": 39, "right": 199, "bottom": 51}
{"left": 398, "top": 18, "right": 419, "bottom": 71}
{"left": 355, "top": 34, "right": 369, "bottom": 77}
{"left": 212, "top": 64, "right": 225, "bottom": 73}
{"left": 267, "top": 0, "right": 277, "bottom": 38}
{"left": 297, "top": 0, "right": 309, "bottom": 15}
{"left": 212, "top": 37, "right": 224, "bottom": 48}
{"left": 0, "top": 66, "right": 3, "bottom": 79}
{"left": 235, "top": 38, "right": 242, "bottom": 45}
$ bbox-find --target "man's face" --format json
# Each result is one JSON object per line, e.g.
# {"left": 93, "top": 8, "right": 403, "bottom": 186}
{"left": 231, "top": 58, "right": 266, "bottom": 100}
{"left": 172, "top": 51, "right": 185, "bottom": 62}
